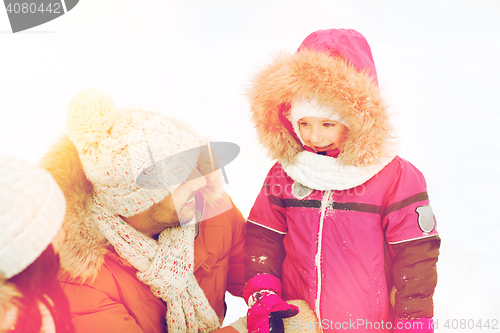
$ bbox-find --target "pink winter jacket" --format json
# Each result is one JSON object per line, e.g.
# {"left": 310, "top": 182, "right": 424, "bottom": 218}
{"left": 246, "top": 157, "right": 439, "bottom": 331}
{"left": 245, "top": 29, "right": 440, "bottom": 332}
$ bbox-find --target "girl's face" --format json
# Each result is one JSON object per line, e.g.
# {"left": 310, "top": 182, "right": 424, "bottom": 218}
{"left": 298, "top": 117, "right": 349, "bottom": 152}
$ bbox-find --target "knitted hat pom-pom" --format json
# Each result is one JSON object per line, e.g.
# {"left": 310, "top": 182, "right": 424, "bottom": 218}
{"left": 67, "top": 88, "right": 116, "bottom": 148}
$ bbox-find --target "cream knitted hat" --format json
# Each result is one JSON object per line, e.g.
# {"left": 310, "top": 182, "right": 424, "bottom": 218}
{"left": 66, "top": 89, "right": 199, "bottom": 217}
{"left": 0, "top": 156, "right": 66, "bottom": 279}
{"left": 66, "top": 89, "right": 221, "bottom": 331}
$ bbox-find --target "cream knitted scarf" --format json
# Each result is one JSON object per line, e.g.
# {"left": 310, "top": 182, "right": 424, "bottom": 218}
{"left": 283, "top": 137, "right": 400, "bottom": 191}
{"left": 92, "top": 198, "right": 220, "bottom": 332}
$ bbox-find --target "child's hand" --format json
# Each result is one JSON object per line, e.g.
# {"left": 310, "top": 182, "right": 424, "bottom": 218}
{"left": 247, "top": 291, "right": 298, "bottom": 333}
{"left": 243, "top": 274, "right": 299, "bottom": 333}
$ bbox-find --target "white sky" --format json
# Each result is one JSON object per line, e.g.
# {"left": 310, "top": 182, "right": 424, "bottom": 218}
{"left": 1, "top": 0, "right": 499, "bottom": 329}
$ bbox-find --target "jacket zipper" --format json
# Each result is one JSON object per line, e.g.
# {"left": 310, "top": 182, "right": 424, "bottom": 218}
{"left": 315, "top": 190, "right": 331, "bottom": 324}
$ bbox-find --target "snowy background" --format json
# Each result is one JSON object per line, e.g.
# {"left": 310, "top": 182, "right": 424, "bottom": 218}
{"left": 1, "top": 0, "right": 499, "bottom": 330}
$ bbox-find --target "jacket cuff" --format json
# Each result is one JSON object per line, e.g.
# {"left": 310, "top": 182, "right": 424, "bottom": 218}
{"left": 242, "top": 273, "right": 282, "bottom": 303}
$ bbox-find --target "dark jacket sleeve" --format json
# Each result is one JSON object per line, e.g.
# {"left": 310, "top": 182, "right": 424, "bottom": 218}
{"left": 245, "top": 164, "right": 288, "bottom": 282}
{"left": 390, "top": 235, "right": 440, "bottom": 319}
{"left": 245, "top": 222, "right": 286, "bottom": 281}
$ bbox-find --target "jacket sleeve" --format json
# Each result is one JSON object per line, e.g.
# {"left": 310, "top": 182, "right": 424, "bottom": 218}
{"left": 382, "top": 159, "right": 440, "bottom": 320}
{"left": 226, "top": 197, "right": 247, "bottom": 297}
{"left": 390, "top": 236, "right": 440, "bottom": 319}
{"left": 245, "top": 164, "right": 288, "bottom": 282}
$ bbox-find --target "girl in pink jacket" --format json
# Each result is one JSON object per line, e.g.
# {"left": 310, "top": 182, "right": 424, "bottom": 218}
{"left": 243, "top": 29, "right": 440, "bottom": 333}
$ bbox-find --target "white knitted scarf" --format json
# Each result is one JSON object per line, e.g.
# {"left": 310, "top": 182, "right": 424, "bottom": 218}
{"left": 92, "top": 198, "right": 220, "bottom": 332}
{"left": 283, "top": 138, "right": 400, "bottom": 191}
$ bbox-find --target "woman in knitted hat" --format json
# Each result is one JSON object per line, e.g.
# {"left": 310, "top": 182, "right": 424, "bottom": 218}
{"left": 0, "top": 156, "right": 74, "bottom": 332}
{"left": 41, "top": 89, "right": 246, "bottom": 333}
{"left": 243, "top": 29, "right": 440, "bottom": 333}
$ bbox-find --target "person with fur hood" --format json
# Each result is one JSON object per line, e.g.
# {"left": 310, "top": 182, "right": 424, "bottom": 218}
{"left": 40, "top": 89, "right": 246, "bottom": 333}
{"left": 243, "top": 29, "right": 440, "bottom": 333}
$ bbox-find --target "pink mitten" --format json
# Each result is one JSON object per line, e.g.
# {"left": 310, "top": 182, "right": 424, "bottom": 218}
{"left": 395, "top": 318, "right": 434, "bottom": 333}
{"left": 243, "top": 274, "right": 299, "bottom": 333}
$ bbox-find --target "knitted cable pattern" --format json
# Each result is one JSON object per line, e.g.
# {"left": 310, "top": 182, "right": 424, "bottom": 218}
{"left": 92, "top": 198, "right": 220, "bottom": 332}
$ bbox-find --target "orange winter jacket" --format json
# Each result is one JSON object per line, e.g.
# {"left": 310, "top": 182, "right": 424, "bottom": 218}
{"left": 59, "top": 195, "right": 246, "bottom": 333}
{"left": 41, "top": 135, "right": 246, "bottom": 333}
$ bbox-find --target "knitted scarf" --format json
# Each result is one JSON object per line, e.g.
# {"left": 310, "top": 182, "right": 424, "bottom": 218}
{"left": 283, "top": 136, "right": 400, "bottom": 191}
{"left": 92, "top": 197, "right": 220, "bottom": 332}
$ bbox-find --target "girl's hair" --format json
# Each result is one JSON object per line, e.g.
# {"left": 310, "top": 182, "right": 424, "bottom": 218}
{"left": 8, "top": 244, "right": 74, "bottom": 333}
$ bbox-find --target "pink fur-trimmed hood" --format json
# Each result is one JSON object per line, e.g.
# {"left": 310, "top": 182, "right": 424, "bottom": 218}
{"left": 248, "top": 29, "right": 398, "bottom": 169}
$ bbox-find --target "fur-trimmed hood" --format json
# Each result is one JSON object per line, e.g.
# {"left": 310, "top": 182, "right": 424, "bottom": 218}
{"left": 40, "top": 118, "right": 225, "bottom": 284}
{"left": 248, "top": 29, "right": 398, "bottom": 170}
